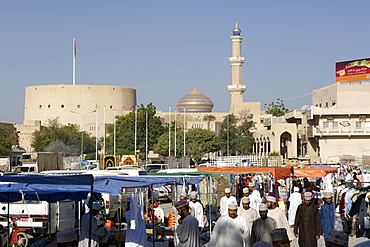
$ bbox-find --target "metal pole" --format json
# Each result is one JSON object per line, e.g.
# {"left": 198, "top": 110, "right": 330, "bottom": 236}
{"left": 227, "top": 115, "right": 229, "bottom": 157}
{"left": 72, "top": 37, "right": 76, "bottom": 85}
{"left": 95, "top": 109, "right": 98, "bottom": 161}
{"left": 114, "top": 110, "right": 116, "bottom": 156}
{"left": 168, "top": 105, "right": 171, "bottom": 157}
{"left": 174, "top": 110, "right": 177, "bottom": 157}
{"left": 183, "top": 108, "right": 186, "bottom": 157}
{"left": 146, "top": 111, "right": 148, "bottom": 165}
{"left": 103, "top": 106, "right": 106, "bottom": 155}
{"left": 135, "top": 106, "right": 137, "bottom": 155}
{"left": 81, "top": 117, "right": 84, "bottom": 160}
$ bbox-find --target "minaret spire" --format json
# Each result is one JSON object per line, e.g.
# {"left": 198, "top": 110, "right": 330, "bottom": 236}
{"left": 228, "top": 21, "right": 246, "bottom": 113}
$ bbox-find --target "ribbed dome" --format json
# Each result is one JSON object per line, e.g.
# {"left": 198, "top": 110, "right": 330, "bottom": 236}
{"left": 177, "top": 86, "right": 214, "bottom": 113}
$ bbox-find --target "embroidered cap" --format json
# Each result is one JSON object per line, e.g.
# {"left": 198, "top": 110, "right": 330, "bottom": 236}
{"left": 175, "top": 200, "right": 188, "bottom": 209}
{"left": 304, "top": 192, "right": 312, "bottom": 200}
{"left": 270, "top": 228, "right": 288, "bottom": 241}
{"left": 252, "top": 241, "right": 272, "bottom": 247}
{"left": 323, "top": 192, "right": 333, "bottom": 198}
{"left": 266, "top": 196, "right": 276, "bottom": 203}
{"left": 241, "top": 197, "right": 250, "bottom": 203}
{"left": 91, "top": 202, "right": 101, "bottom": 210}
{"left": 228, "top": 201, "right": 238, "bottom": 210}
{"left": 259, "top": 203, "right": 268, "bottom": 211}
{"left": 242, "top": 187, "right": 249, "bottom": 194}
{"left": 224, "top": 188, "right": 231, "bottom": 193}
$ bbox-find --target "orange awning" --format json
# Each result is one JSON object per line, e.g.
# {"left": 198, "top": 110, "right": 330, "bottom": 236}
{"left": 198, "top": 166, "right": 291, "bottom": 181}
{"left": 293, "top": 168, "right": 337, "bottom": 178}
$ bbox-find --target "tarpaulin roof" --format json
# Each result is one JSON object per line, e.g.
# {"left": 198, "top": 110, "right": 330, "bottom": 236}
{"left": 93, "top": 176, "right": 205, "bottom": 195}
{"left": 293, "top": 168, "right": 337, "bottom": 177}
{"left": 198, "top": 167, "right": 292, "bottom": 181}
{"left": 0, "top": 174, "right": 93, "bottom": 202}
{"left": 0, "top": 174, "right": 93, "bottom": 185}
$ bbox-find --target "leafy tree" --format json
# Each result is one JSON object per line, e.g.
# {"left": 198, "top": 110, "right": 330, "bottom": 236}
{"left": 31, "top": 118, "right": 96, "bottom": 155}
{"left": 185, "top": 128, "right": 220, "bottom": 165}
{"left": 218, "top": 114, "right": 254, "bottom": 155}
{"left": 0, "top": 125, "right": 13, "bottom": 156}
{"left": 264, "top": 98, "right": 289, "bottom": 117}
{"left": 105, "top": 103, "right": 164, "bottom": 157}
{"left": 154, "top": 122, "right": 185, "bottom": 157}
{"left": 203, "top": 115, "right": 216, "bottom": 121}
{"left": 218, "top": 114, "right": 238, "bottom": 155}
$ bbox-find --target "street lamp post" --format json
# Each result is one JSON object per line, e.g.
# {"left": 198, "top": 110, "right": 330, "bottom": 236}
{"left": 71, "top": 109, "right": 96, "bottom": 160}
{"left": 168, "top": 105, "right": 171, "bottom": 157}
{"left": 227, "top": 115, "right": 229, "bottom": 157}
{"left": 146, "top": 111, "right": 148, "bottom": 165}
{"left": 183, "top": 108, "right": 186, "bottom": 157}
{"left": 114, "top": 110, "right": 116, "bottom": 156}
{"left": 134, "top": 106, "right": 139, "bottom": 155}
{"left": 223, "top": 114, "right": 230, "bottom": 157}
{"left": 95, "top": 109, "right": 98, "bottom": 161}
{"left": 174, "top": 110, "right": 177, "bottom": 157}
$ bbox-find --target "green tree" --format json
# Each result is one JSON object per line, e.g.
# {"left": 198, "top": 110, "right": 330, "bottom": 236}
{"left": 202, "top": 115, "right": 216, "bottom": 121}
{"left": 0, "top": 125, "right": 13, "bottom": 157}
{"left": 153, "top": 122, "right": 185, "bottom": 157}
{"left": 31, "top": 118, "right": 96, "bottom": 155}
{"left": 264, "top": 98, "right": 289, "bottom": 117}
{"left": 218, "top": 114, "right": 254, "bottom": 155}
{"left": 105, "top": 103, "right": 164, "bottom": 157}
{"left": 185, "top": 128, "right": 220, "bottom": 165}
{"left": 218, "top": 114, "right": 238, "bottom": 155}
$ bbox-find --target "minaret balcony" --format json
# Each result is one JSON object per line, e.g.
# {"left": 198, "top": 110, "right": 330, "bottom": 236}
{"left": 227, "top": 84, "right": 246, "bottom": 94}
{"left": 228, "top": 56, "right": 245, "bottom": 66}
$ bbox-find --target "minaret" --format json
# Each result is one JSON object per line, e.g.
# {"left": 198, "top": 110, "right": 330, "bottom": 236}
{"left": 227, "top": 20, "right": 246, "bottom": 112}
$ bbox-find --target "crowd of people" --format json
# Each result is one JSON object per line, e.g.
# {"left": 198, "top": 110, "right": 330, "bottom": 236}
{"left": 174, "top": 172, "right": 370, "bottom": 247}
{"left": 52, "top": 167, "right": 370, "bottom": 247}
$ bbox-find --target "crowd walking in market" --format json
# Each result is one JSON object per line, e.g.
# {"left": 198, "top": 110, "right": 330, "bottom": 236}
{"left": 48, "top": 165, "right": 370, "bottom": 247}
{"left": 171, "top": 165, "right": 370, "bottom": 247}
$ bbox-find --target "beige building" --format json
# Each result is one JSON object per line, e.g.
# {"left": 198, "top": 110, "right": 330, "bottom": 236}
{"left": 254, "top": 82, "right": 370, "bottom": 165}
{"left": 19, "top": 84, "right": 136, "bottom": 151}
{"left": 308, "top": 82, "right": 370, "bottom": 164}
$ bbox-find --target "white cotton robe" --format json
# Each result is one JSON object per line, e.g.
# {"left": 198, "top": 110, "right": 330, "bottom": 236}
{"left": 219, "top": 195, "right": 237, "bottom": 216}
{"left": 249, "top": 190, "right": 262, "bottom": 211}
{"left": 209, "top": 215, "right": 251, "bottom": 247}
{"left": 125, "top": 192, "right": 147, "bottom": 247}
{"left": 78, "top": 213, "right": 105, "bottom": 247}
{"left": 189, "top": 201, "right": 204, "bottom": 227}
{"left": 267, "top": 207, "right": 294, "bottom": 241}
{"left": 237, "top": 206, "right": 259, "bottom": 233}
{"left": 176, "top": 215, "right": 201, "bottom": 247}
{"left": 288, "top": 192, "right": 302, "bottom": 225}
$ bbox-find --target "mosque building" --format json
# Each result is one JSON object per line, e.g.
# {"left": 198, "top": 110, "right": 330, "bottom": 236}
{"left": 158, "top": 21, "right": 267, "bottom": 135}
{"left": 16, "top": 21, "right": 268, "bottom": 153}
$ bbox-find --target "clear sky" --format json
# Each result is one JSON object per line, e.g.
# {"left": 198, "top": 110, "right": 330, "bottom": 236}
{"left": 1, "top": 1, "right": 369, "bottom": 124}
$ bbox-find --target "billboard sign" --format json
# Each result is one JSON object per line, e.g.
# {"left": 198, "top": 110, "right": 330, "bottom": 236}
{"left": 336, "top": 58, "right": 370, "bottom": 83}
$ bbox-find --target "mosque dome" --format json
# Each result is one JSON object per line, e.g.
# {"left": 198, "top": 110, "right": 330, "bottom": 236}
{"left": 177, "top": 86, "right": 214, "bottom": 113}
{"left": 232, "top": 20, "right": 241, "bottom": 36}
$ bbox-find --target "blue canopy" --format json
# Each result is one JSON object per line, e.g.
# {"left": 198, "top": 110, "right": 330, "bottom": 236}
{"left": 0, "top": 174, "right": 93, "bottom": 202}
{"left": 94, "top": 176, "right": 205, "bottom": 195}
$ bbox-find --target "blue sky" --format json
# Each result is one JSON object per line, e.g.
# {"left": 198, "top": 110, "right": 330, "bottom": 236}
{"left": 1, "top": 1, "right": 369, "bottom": 124}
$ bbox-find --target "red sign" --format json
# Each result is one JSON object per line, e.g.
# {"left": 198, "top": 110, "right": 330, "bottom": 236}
{"left": 336, "top": 58, "right": 370, "bottom": 83}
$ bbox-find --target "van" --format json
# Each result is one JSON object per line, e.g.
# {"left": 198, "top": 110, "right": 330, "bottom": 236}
{"left": 105, "top": 166, "right": 147, "bottom": 176}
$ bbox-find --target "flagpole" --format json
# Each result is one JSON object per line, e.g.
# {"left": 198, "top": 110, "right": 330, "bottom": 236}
{"left": 73, "top": 37, "right": 76, "bottom": 85}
